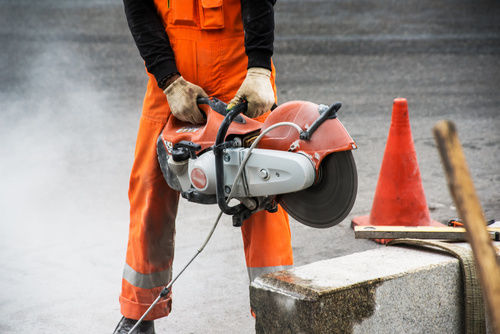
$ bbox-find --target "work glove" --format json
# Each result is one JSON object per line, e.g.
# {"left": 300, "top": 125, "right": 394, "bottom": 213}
{"left": 164, "top": 76, "right": 208, "bottom": 124}
{"left": 228, "top": 67, "right": 275, "bottom": 118}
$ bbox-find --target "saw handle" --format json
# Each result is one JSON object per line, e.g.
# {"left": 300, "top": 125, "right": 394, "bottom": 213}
{"left": 196, "top": 97, "right": 209, "bottom": 120}
{"left": 213, "top": 101, "right": 251, "bottom": 225}
{"left": 197, "top": 97, "right": 247, "bottom": 124}
{"left": 214, "top": 101, "right": 248, "bottom": 146}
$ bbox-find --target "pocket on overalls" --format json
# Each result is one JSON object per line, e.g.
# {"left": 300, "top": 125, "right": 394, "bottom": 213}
{"left": 199, "top": 0, "right": 224, "bottom": 30}
{"left": 170, "top": 0, "right": 197, "bottom": 26}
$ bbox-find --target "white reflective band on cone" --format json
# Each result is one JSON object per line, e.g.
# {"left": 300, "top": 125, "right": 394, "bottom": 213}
{"left": 247, "top": 265, "right": 293, "bottom": 282}
{"left": 123, "top": 263, "right": 172, "bottom": 289}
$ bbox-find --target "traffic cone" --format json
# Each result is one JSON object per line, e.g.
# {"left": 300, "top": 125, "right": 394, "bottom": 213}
{"left": 351, "top": 98, "right": 441, "bottom": 244}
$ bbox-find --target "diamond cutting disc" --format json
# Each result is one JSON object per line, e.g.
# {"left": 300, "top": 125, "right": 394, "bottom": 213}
{"left": 278, "top": 150, "right": 357, "bottom": 228}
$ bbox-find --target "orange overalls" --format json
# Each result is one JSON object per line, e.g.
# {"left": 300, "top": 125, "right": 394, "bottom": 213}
{"left": 119, "top": 0, "right": 294, "bottom": 320}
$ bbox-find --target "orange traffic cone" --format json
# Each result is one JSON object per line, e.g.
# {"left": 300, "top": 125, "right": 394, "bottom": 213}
{"left": 351, "top": 98, "right": 441, "bottom": 243}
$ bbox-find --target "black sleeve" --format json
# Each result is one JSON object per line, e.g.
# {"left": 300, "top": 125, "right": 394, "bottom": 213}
{"left": 240, "top": 0, "right": 276, "bottom": 70}
{"left": 123, "top": 0, "right": 178, "bottom": 87}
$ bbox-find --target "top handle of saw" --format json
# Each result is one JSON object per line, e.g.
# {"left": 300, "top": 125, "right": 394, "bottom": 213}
{"left": 213, "top": 101, "right": 252, "bottom": 226}
{"left": 197, "top": 97, "right": 247, "bottom": 124}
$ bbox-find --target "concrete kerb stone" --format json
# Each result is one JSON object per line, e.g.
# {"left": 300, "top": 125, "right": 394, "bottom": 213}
{"left": 250, "top": 243, "right": 498, "bottom": 333}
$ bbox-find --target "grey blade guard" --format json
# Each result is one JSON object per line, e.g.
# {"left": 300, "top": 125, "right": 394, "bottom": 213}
{"left": 278, "top": 151, "right": 357, "bottom": 228}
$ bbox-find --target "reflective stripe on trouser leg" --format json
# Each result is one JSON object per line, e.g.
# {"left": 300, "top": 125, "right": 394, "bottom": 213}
{"left": 120, "top": 86, "right": 180, "bottom": 320}
{"left": 241, "top": 205, "right": 294, "bottom": 282}
{"left": 123, "top": 263, "right": 172, "bottom": 290}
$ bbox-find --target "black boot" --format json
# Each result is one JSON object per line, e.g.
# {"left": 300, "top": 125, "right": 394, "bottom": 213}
{"left": 113, "top": 317, "right": 155, "bottom": 334}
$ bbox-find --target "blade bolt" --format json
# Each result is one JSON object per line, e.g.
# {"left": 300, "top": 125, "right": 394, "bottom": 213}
{"left": 258, "top": 168, "right": 270, "bottom": 180}
{"left": 225, "top": 186, "right": 231, "bottom": 194}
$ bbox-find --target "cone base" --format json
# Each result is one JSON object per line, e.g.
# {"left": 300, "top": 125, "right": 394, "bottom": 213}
{"left": 351, "top": 215, "right": 443, "bottom": 244}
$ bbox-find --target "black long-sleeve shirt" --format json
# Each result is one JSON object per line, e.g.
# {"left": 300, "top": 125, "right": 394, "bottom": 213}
{"left": 123, "top": 0, "right": 276, "bottom": 89}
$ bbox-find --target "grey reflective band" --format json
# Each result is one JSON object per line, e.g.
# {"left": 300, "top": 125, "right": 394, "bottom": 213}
{"left": 247, "top": 265, "right": 293, "bottom": 282}
{"left": 123, "top": 263, "right": 172, "bottom": 290}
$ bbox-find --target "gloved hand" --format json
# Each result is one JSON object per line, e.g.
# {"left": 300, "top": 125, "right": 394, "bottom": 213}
{"left": 164, "top": 76, "right": 208, "bottom": 124}
{"left": 228, "top": 67, "right": 275, "bottom": 118}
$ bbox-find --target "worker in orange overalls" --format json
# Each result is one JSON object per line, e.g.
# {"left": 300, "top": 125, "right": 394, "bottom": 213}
{"left": 114, "top": 0, "right": 293, "bottom": 333}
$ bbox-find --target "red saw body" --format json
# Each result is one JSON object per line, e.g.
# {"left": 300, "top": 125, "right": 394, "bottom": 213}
{"left": 157, "top": 97, "right": 357, "bottom": 228}
{"left": 259, "top": 101, "right": 356, "bottom": 169}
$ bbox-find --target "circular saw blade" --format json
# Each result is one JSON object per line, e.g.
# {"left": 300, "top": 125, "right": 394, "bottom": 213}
{"left": 278, "top": 151, "right": 357, "bottom": 228}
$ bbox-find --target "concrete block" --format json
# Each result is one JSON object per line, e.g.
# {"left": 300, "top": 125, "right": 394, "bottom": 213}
{"left": 250, "top": 243, "right": 497, "bottom": 333}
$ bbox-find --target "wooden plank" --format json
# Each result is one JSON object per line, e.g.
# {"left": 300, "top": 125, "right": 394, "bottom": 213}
{"left": 354, "top": 225, "right": 500, "bottom": 241}
{"left": 434, "top": 120, "right": 500, "bottom": 333}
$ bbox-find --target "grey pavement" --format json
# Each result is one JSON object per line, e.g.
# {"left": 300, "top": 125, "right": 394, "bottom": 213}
{"left": 0, "top": 0, "right": 499, "bottom": 333}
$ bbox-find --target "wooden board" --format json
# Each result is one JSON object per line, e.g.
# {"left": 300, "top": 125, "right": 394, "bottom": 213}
{"left": 354, "top": 225, "right": 500, "bottom": 241}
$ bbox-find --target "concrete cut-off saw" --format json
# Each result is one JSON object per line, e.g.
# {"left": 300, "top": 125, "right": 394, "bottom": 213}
{"left": 157, "top": 97, "right": 358, "bottom": 228}
{"left": 129, "top": 98, "right": 359, "bottom": 331}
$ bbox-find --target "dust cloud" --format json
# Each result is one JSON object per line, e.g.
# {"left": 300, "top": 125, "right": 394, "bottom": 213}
{"left": 0, "top": 20, "right": 138, "bottom": 331}
{"left": 0, "top": 44, "right": 131, "bottom": 241}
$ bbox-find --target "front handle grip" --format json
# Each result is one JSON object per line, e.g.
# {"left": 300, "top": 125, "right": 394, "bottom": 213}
{"left": 213, "top": 101, "right": 250, "bottom": 217}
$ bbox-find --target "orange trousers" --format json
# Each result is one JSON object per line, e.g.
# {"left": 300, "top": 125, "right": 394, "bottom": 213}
{"left": 119, "top": 0, "right": 293, "bottom": 320}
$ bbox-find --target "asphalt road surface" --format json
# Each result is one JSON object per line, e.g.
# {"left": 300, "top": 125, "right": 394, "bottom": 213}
{"left": 0, "top": 0, "right": 499, "bottom": 333}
